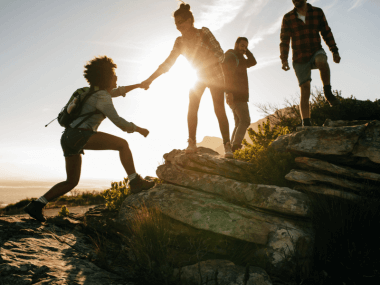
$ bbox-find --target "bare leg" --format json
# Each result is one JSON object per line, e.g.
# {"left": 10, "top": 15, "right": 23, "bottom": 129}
{"left": 210, "top": 86, "right": 230, "bottom": 143}
{"left": 188, "top": 83, "right": 206, "bottom": 141}
{"left": 315, "top": 54, "right": 330, "bottom": 86}
{"left": 43, "top": 155, "right": 82, "bottom": 201}
{"left": 85, "top": 132, "right": 136, "bottom": 175}
{"left": 300, "top": 81, "right": 311, "bottom": 120}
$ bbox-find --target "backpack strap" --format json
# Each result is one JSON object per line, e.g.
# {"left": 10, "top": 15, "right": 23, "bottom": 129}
{"left": 71, "top": 90, "right": 101, "bottom": 129}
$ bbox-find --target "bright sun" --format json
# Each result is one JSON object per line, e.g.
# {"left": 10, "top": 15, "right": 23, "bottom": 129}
{"left": 167, "top": 56, "right": 198, "bottom": 90}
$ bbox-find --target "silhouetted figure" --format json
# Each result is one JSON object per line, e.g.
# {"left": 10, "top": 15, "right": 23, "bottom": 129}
{"left": 224, "top": 37, "right": 257, "bottom": 152}
{"left": 24, "top": 56, "right": 154, "bottom": 222}
{"left": 141, "top": 2, "right": 233, "bottom": 158}
{"left": 280, "top": 0, "right": 341, "bottom": 126}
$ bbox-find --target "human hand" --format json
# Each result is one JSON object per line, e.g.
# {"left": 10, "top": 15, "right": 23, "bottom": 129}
{"left": 137, "top": 127, "right": 149, "bottom": 137}
{"left": 282, "top": 61, "right": 290, "bottom": 71}
{"left": 333, "top": 52, "right": 341, "bottom": 64}
{"left": 140, "top": 80, "right": 152, "bottom": 90}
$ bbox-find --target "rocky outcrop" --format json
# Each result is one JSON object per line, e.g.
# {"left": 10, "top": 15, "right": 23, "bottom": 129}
{"left": 118, "top": 147, "right": 313, "bottom": 280}
{"left": 272, "top": 120, "right": 380, "bottom": 200}
{"left": 0, "top": 213, "right": 133, "bottom": 285}
{"left": 176, "top": 260, "right": 272, "bottom": 285}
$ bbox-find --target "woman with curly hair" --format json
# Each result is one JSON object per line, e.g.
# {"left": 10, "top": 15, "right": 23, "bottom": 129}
{"left": 24, "top": 56, "right": 155, "bottom": 222}
{"left": 141, "top": 2, "right": 233, "bottom": 158}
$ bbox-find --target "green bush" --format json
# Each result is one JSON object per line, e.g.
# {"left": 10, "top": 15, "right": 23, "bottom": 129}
{"left": 58, "top": 205, "right": 70, "bottom": 217}
{"left": 234, "top": 119, "right": 296, "bottom": 187}
{"left": 101, "top": 179, "right": 130, "bottom": 211}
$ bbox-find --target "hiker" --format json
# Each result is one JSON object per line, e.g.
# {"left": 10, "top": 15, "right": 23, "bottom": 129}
{"left": 24, "top": 56, "right": 154, "bottom": 222}
{"left": 140, "top": 2, "right": 233, "bottom": 158}
{"left": 224, "top": 37, "right": 257, "bottom": 152}
{"left": 280, "top": 0, "right": 341, "bottom": 126}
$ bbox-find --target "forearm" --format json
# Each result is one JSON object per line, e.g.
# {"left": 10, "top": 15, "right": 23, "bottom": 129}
{"left": 246, "top": 50, "right": 257, "bottom": 67}
{"left": 110, "top": 85, "right": 141, "bottom": 98}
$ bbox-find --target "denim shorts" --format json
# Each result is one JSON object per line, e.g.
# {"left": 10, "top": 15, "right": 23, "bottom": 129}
{"left": 60, "top": 128, "right": 94, "bottom": 157}
{"left": 293, "top": 49, "right": 327, "bottom": 86}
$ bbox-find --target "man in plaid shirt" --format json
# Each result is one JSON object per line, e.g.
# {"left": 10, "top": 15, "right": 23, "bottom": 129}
{"left": 280, "top": 0, "right": 341, "bottom": 126}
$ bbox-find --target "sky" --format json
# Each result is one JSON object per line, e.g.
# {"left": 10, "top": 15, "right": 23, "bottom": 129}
{"left": 1, "top": 0, "right": 379, "bottom": 184}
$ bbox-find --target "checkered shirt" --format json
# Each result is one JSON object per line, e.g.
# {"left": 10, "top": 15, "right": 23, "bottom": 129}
{"left": 280, "top": 4, "right": 338, "bottom": 64}
{"left": 158, "top": 27, "right": 225, "bottom": 85}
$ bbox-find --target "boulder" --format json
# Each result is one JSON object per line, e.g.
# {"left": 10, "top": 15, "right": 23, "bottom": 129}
{"left": 285, "top": 169, "right": 378, "bottom": 193}
{"left": 157, "top": 163, "right": 309, "bottom": 217}
{"left": 118, "top": 147, "right": 314, "bottom": 279}
{"left": 163, "top": 147, "right": 256, "bottom": 182}
{"left": 176, "top": 259, "right": 272, "bottom": 285}
{"left": 271, "top": 121, "right": 380, "bottom": 172}
{"left": 295, "top": 157, "right": 380, "bottom": 183}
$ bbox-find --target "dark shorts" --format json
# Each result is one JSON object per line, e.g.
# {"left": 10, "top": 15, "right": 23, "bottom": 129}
{"left": 293, "top": 49, "right": 327, "bottom": 86}
{"left": 60, "top": 128, "right": 94, "bottom": 157}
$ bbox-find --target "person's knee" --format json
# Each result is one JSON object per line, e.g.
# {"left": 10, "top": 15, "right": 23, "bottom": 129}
{"left": 65, "top": 179, "right": 79, "bottom": 189}
{"left": 300, "top": 81, "right": 311, "bottom": 92}
{"left": 315, "top": 55, "right": 328, "bottom": 69}
{"left": 118, "top": 139, "right": 130, "bottom": 151}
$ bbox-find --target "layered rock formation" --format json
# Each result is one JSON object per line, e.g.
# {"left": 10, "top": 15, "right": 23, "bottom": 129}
{"left": 272, "top": 120, "right": 380, "bottom": 200}
{"left": 117, "top": 147, "right": 313, "bottom": 280}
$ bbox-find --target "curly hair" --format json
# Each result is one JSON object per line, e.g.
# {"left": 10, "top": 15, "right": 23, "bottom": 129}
{"left": 83, "top": 56, "right": 117, "bottom": 90}
{"left": 173, "top": 2, "right": 194, "bottom": 24}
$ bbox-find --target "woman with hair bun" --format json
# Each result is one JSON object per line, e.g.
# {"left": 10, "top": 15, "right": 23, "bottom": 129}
{"left": 141, "top": 2, "right": 233, "bottom": 158}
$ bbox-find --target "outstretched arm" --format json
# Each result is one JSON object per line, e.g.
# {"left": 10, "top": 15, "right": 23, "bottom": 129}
{"left": 110, "top": 84, "right": 143, "bottom": 98}
{"left": 141, "top": 38, "right": 182, "bottom": 90}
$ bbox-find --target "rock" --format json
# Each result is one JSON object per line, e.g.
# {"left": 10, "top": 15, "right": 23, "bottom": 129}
{"left": 157, "top": 163, "right": 309, "bottom": 217}
{"left": 163, "top": 147, "right": 256, "bottom": 182}
{"left": 323, "top": 119, "right": 372, "bottom": 127}
{"left": 294, "top": 184, "right": 360, "bottom": 200}
{"left": 352, "top": 120, "right": 380, "bottom": 165}
{"left": 271, "top": 121, "right": 380, "bottom": 172}
{"left": 285, "top": 169, "right": 378, "bottom": 193}
{"left": 0, "top": 215, "right": 132, "bottom": 285}
{"left": 176, "top": 259, "right": 272, "bottom": 285}
{"left": 118, "top": 183, "right": 313, "bottom": 279}
{"left": 295, "top": 157, "right": 380, "bottom": 183}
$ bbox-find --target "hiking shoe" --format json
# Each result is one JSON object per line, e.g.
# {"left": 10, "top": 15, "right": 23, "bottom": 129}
{"left": 129, "top": 175, "right": 155, "bottom": 194}
{"left": 185, "top": 138, "right": 197, "bottom": 154}
{"left": 324, "top": 88, "right": 340, "bottom": 107}
{"left": 24, "top": 200, "right": 46, "bottom": 222}
{"left": 224, "top": 142, "right": 234, "bottom": 158}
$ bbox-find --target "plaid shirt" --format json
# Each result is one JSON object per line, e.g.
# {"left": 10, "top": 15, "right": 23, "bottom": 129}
{"left": 158, "top": 27, "right": 225, "bottom": 85}
{"left": 280, "top": 4, "right": 338, "bottom": 63}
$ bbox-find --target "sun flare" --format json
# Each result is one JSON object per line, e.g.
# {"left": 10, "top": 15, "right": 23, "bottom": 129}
{"left": 167, "top": 56, "right": 198, "bottom": 90}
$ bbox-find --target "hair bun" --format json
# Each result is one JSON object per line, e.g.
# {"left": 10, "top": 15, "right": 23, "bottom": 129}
{"left": 180, "top": 3, "right": 190, "bottom": 11}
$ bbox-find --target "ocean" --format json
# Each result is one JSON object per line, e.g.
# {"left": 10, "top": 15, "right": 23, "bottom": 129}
{"left": 0, "top": 179, "right": 112, "bottom": 207}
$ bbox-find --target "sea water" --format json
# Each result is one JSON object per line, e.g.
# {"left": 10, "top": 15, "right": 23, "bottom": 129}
{"left": 0, "top": 179, "right": 111, "bottom": 207}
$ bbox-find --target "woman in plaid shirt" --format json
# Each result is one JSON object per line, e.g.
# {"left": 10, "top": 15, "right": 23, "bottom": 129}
{"left": 141, "top": 2, "right": 233, "bottom": 158}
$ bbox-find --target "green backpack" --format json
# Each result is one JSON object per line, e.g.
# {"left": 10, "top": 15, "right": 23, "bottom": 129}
{"left": 45, "top": 87, "right": 101, "bottom": 128}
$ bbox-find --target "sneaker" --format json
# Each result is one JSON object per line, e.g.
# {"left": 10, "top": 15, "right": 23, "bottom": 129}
{"left": 224, "top": 142, "right": 233, "bottom": 158}
{"left": 129, "top": 175, "right": 155, "bottom": 194}
{"left": 24, "top": 200, "right": 46, "bottom": 222}
{"left": 185, "top": 138, "right": 197, "bottom": 154}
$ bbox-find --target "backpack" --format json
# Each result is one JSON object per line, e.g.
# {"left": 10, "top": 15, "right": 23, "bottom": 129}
{"left": 45, "top": 87, "right": 101, "bottom": 128}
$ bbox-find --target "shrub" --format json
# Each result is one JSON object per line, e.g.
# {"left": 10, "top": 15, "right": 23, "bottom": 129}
{"left": 58, "top": 205, "right": 70, "bottom": 217}
{"left": 126, "top": 205, "right": 180, "bottom": 285}
{"left": 234, "top": 119, "right": 296, "bottom": 187}
{"left": 101, "top": 178, "right": 130, "bottom": 211}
